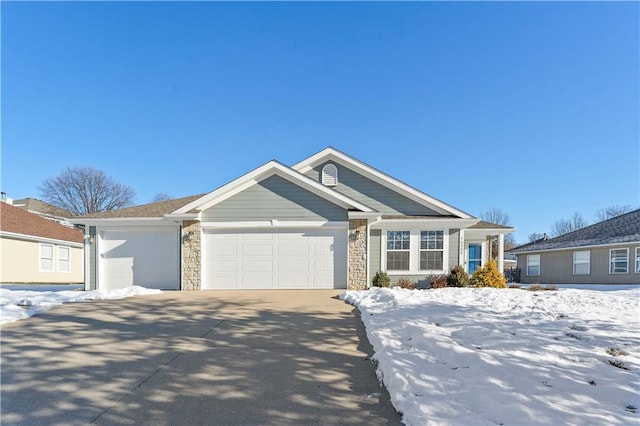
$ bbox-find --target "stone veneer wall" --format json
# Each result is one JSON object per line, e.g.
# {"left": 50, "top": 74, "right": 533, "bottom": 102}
{"left": 182, "top": 220, "right": 201, "bottom": 291}
{"left": 348, "top": 219, "right": 368, "bottom": 290}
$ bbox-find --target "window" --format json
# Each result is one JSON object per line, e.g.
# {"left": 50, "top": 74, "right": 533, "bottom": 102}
{"left": 573, "top": 251, "right": 590, "bottom": 275}
{"left": 636, "top": 248, "right": 640, "bottom": 274}
{"left": 58, "top": 246, "right": 70, "bottom": 273}
{"left": 321, "top": 164, "right": 338, "bottom": 186}
{"left": 609, "top": 248, "right": 629, "bottom": 274}
{"left": 386, "top": 231, "right": 410, "bottom": 270}
{"left": 420, "top": 231, "right": 444, "bottom": 270}
{"left": 40, "top": 244, "right": 54, "bottom": 272}
{"left": 526, "top": 254, "right": 540, "bottom": 276}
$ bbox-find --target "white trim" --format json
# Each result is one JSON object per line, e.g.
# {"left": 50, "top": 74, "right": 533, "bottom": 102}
{"left": 348, "top": 212, "right": 381, "bottom": 220}
{"left": 635, "top": 247, "right": 640, "bottom": 274}
{"left": 572, "top": 250, "right": 591, "bottom": 275}
{"left": 1, "top": 231, "right": 83, "bottom": 248}
{"left": 57, "top": 246, "right": 71, "bottom": 273}
{"left": 164, "top": 213, "right": 199, "bottom": 221}
{"left": 321, "top": 163, "right": 338, "bottom": 186}
{"left": 172, "top": 160, "right": 374, "bottom": 215}
{"left": 526, "top": 254, "right": 541, "bottom": 276}
{"left": 200, "top": 220, "right": 348, "bottom": 230}
{"left": 69, "top": 218, "right": 178, "bottom": 228}
{"left": 292, "top": 147, "right": 474, "bottom": 219}
{"left": 609, "top": 248, "right": 629, "bottom": 274}
{"left": 380, "top": 227, "right": 449, "bottom": 275}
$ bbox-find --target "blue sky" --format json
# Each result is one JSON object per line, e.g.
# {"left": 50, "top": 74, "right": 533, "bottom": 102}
{"left": 2, "top": 2, "right": 638, "bottom": 243}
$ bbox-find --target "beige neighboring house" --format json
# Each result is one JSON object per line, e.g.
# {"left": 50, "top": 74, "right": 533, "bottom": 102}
{"left": 12, "top": 197, "right": 76, "bottom": 227}
{"left": 0, "top": 201, "right": 84, "bottom": 283}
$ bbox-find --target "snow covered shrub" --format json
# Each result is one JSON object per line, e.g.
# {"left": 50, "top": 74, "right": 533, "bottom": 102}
{"left": 467, "top": 260, "right": 507, "bottom": 288}
{"left": 528, "top": 284, "right": 557, "bottom": 291}
{"left": 396, "top": 277, "right": 416, "bottom": 290}
{"left": 372, "top": 271, "right": 391, "bottom": 288}
{"left": 429, "top": 274, "right": 448, "bottom": 289}
{"left": 446, "top": 265, "right": 469, "bottom": 287}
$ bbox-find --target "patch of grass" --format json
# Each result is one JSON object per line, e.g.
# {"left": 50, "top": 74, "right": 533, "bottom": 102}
{"left": 607, "top": 359, "right": 629, "bottom": 370}
{"left": 606, "top": 347, "right": 629, "bottom": 356}
{"left": 528, "top": 284, "right": 557, "bottom": 291}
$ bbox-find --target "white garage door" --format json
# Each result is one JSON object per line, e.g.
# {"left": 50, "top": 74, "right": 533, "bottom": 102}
{"left": 100, "top": 229, "right": 179, "bottom": 290}
{"left": 202, "top": 228, "right": 347, "bottom": 289}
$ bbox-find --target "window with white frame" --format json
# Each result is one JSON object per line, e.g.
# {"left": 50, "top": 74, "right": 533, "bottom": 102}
{"left": 572, "top": 251, "right": 590, "bottom": 275}
{"left": 40, "top": 244, "right": 54, "bottom": 272}
{"left": 58, "top": 246, "right": 70, "bottom": 273}
{"left": 386, "top": 231, "right": 410, "bottom": 271}
{"left": 321, "top": 164, "right": 338, "bottom": 186}
{"left": 636, "top": 247, "right": 640, "bottom": 274}
{"left": 526, "top": 254, "right": 540, "bottom": 276}
{"left": 609, "top": 248, "right": 629, "bottom": 274}
{"left": 420, "top": 230, "right": 444, "bottom": 270}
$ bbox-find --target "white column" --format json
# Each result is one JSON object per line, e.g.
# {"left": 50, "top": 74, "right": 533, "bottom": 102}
{"left": 497, "top": 233, "right": 504, "bottom": 273}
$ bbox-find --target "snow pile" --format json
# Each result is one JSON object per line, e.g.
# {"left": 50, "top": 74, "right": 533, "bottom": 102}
{"left": 342, "top": 287, "right": 640, "bottom": 426}
{"left": 0, "top": 286, "right": 162, "bottom": 324}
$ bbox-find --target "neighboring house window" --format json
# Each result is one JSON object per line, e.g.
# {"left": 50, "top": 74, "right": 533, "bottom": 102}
{"left": 526, "top": 254, "right": 540, "bottom": 276}
{"left": 609, "top": 248, "right": 629, "bottom": 274}
{"left": 40, "top": 244, "right": 54, "bottom": 272}
{"left": 321, "top": 164, "right": 338, "bottom": 186}
{"left": 420, "top": 231, "right": 444, "bottom": 270}
{"left": 572, "top": 251, "right": 590, "bottom": 275}
{"left": 387, "top": 231, "right": 410, "bottom": 270}
{"left": 58, "top": 246, "right": 70, "bottom": 273}
{"left": 636, "top": 247, "right": 640, "bottom": 274}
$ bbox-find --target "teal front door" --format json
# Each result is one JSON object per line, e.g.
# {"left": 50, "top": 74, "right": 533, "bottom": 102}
{"left": 468, "top": 244, "right": 482, "bottom": 273}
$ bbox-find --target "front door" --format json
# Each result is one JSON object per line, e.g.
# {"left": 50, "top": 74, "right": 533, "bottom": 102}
{"left": 468, "top": 244, "right": 482, "bottom": 274}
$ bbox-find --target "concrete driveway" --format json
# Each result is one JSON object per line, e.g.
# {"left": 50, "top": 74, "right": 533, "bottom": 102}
{"left": 1, "top": 290, "right": 402, "bottom": 425}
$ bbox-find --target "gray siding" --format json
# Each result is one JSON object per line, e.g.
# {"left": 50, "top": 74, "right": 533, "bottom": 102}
{"left": 369, "top": 229, "right": 382, "bottom": 280}
{"left": 448, "top": 228, "right": 460, "bottom": 269}
{"left": 306, "top": 162, "right": 441, "bottom": 216}
{"left": 202, "top": 175, "right": 348, "bottom": 222}
{"left": 517, "top": 244, "right": 640, "bottom": 285}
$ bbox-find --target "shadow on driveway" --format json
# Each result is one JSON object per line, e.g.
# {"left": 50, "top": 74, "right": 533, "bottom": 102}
{"left": 1, "top": 290, "right": 402, "bottom": 425}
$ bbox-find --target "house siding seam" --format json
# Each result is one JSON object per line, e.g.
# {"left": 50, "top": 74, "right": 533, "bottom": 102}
{"left": 182, "top": 220, "right": 201, "bottom": 290}
{"left": 348, "top": 219, "right": 368, "bottom": 290}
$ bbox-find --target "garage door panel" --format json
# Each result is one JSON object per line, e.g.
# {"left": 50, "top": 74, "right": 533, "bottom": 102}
{"left": 100, "top": 229, "right": 179, "bottom": 290}
{"left": 203, "top": 227, "right": 347, "bottom": 290}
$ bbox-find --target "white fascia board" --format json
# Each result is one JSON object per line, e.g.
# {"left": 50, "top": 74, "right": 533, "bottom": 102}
{"left": 371, "top": 218, "right": 479, "bottom": 229}
{"left": 201, "top": 220, "right": 349, "bottom": 229}
{"left": 348, "top": 211, "right": 382, "bottom": 220}
{"left": 173, "top": 160, "right": 374, "bottom": 214}
{"left": 293, "top": 147, "right": 474, "bottom": 219}
{"left": 68, "top": 217, "right": 178, "bottom": 228}
{"left": 465, "top": 227, "right": 515, "bottom": 236}
{"left": 0, "top": 231, "right": 84, "bottom": 248}
{"left": 511, "top": 240, "right": 640, "bottom": 255}
{"left": 163, "top": 213, "right": 200, "bottom": 221}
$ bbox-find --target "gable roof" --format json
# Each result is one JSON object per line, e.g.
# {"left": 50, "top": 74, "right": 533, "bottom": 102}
{"left": 76, "top": 194, "right": 206, "bottom": 219}
{"left": 468, "top": 220, "right": 514, "bottom": 231}
{"left": 172, "top": 160, "right": 375, "bottom": 216}
{"left": 511, "top": 209, "right": 640, "bottom": 253}
{"left": 13, "top": 198, "right": 73, "bottom": 219}
{"left": 0, "top": 202, "right": 83, "bottom": 243}
{"left": 292, "top": 147, "right": 474, "bottom": 219}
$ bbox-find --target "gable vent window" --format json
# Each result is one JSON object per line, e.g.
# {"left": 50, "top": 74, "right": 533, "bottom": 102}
{"left": 321, "top": 164, "right": 338, "bottom": 186}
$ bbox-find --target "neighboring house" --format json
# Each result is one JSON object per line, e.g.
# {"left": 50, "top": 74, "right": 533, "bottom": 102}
{"left": 511, "top": 209, "right": 640, "bottom": 285}
{"left": 71, "top": 147, "right": 514, "bottom": 291}
{"left": 12, "top": 197, "right": 75, "bottom": 227}
{"left": 0, "top": 201, "right": 84, "bottom": 283}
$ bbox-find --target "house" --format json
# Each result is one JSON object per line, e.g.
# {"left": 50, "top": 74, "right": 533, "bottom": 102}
{"left": 0, "top": 201, "right": 84, "bottom": 284}
{"left": 12, "top": 197, "right": 75, "bottom": 227}
{"left": 70, "top": 147, "right": 514, "bottom": 291}
{"left": 510, "top": 209, "right": 640, "bottom": 285}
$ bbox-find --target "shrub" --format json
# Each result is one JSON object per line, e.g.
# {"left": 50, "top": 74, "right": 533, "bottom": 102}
{"left": 508, "top": 284, "right": 521, "bottom": 289}
{"left": 371, "top": 271, "right": 391, "bottom": 288}
{"left": 396, "top": 277, "right": 416, "bottom": 290}
{"left": 446, "top": 265, "right": 469, "bottom": 287}
{"left": 430, "top": 274, "right": 448, "bottom": 289}
{"left": 467, "top": 260, "right": 507, "bottom": 288}
{"left": 528, "top": 284, "right": 557, "bottom": 291}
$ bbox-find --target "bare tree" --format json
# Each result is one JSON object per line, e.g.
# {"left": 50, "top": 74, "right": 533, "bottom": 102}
{"left": 550, "top": 212, "right": 588, "bottom": 237}
{"left": 527, "top": 232, "right": 547, "bottom": 242}
{"left": 595, "top": 204, "right": 634, "bottom": 222}
{"left": 151, "top": 192, "right": 173, "bottom": 203}
{"left": 40, "top": 166, "right": 135, "bottom": 215}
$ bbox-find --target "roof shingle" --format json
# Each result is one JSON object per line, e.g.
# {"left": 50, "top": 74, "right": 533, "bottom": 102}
{"left": 76, "top": 194, "right": 206, "bottom": 218}
{"left": 0, "top": 202, "right": 83, "bottom": 243}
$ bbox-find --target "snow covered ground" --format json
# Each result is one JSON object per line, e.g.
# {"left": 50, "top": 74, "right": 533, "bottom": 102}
{"left": 342, "top": 287, "right": 640, "bottom": 426}
{"left": 0, "top": 286, "right": 162, "bottom": 324}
